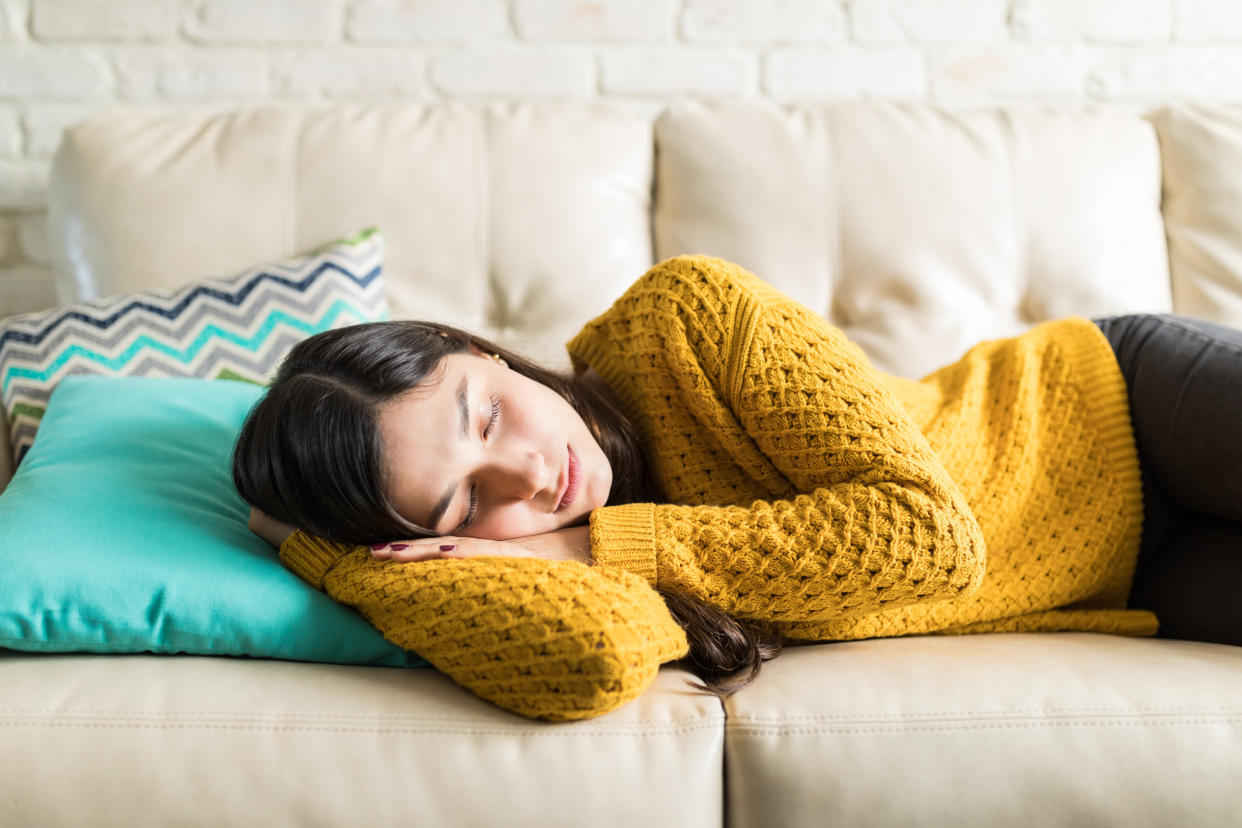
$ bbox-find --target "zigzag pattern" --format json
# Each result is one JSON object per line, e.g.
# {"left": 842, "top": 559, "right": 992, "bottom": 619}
{"left": 1, "top": 229, "right": 389, "bottom": 467}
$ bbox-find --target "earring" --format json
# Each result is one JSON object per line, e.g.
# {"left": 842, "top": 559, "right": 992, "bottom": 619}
{"left": 491, "top": 353, "right": 508, "bottom": 369}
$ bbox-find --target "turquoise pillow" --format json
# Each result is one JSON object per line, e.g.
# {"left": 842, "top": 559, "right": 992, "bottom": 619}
{"left": 0, "top": 374, "right": 427, "bottom": 667}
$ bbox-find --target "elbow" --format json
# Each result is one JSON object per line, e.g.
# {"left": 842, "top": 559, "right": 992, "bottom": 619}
{"left": 941, "top": 503, "right": 987, "bottom": 599}
{"left": 478, "top": 622, "right": 686, "bottom": 723}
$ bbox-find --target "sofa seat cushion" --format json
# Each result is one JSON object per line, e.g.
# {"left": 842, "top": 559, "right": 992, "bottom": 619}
{"left": 0, "top": 653, "right": 723, "bottom": 828}
{"left": 724, "top": 633, "right": 1242, "bottom": 828}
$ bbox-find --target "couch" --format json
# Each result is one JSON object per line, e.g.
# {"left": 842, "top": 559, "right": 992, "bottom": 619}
{"left": 2, "top": 100, "right": 1241, "bottom": 827}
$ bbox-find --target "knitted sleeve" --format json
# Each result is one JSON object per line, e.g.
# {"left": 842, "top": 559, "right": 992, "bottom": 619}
{"left": 582, "top": 256, "right": 987, "bottom": 629}
{"left": 279, "top": 531, "right": 689, "bottom": 722}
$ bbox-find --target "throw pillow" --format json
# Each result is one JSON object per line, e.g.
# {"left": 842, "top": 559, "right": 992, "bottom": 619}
{"left": 0, "top": 227, "right": 387, "bottom": 467}
{"left": 0, "top": 374, "right": 425, "bottom": 667}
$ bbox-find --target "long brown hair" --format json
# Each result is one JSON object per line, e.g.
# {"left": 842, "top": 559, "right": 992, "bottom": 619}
{"left": 232, "top": 321, "right": 781, "bottom": 695}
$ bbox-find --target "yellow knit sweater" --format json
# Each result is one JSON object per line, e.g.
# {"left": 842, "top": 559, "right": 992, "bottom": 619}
{"left": 279, "top": 255, "right": 1154, "bottom": 721}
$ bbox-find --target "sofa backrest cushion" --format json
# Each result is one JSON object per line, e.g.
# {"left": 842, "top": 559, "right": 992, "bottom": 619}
{"left": 47, "top": 103, "right": 655, "bottom": 366}
{"left": 1148, "top": 103, "right": 1242, "bottom": 326}
{"left": 654, "top": 101, "right": 1173, "bottom": 378}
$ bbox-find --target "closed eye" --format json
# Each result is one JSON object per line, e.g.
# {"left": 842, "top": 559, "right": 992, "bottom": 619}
{"left": 454, "top": 486, "right": 479, "bottom": 534}
{"left": 483, "top": 393, "right": 501, "bottom": 439}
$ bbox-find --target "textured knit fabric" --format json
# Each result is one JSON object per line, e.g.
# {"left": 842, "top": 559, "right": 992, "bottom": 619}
{"left": 278, "top": 535, "right": 688, "bottom": 721}
{"left": 279, "top": 254, "right": 1154, "bottom": 721}
{"left": 570, "top": 256, "right": 1153, "bottom": 641}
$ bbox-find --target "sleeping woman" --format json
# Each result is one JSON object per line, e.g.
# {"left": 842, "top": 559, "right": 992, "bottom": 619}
{"left": 232, "top": 255, "right": 1242, "bottom": 721}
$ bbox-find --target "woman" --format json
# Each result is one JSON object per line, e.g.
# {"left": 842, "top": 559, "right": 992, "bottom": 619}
{"left": 233, "top": 255, "right": 1242, "bottom": 721}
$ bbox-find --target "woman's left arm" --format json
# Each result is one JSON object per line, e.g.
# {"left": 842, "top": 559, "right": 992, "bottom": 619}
{"left": 584, "top": 256, "right": 988, "bottom": 626}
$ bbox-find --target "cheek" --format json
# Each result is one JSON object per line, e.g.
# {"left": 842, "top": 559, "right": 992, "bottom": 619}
{"left": 467, "top": 502, "right": 550, "bottom": 542}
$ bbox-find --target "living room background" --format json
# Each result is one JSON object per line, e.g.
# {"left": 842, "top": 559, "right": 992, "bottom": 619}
{"left": 2, "top": 0, "right": 1241, "bottom": 317}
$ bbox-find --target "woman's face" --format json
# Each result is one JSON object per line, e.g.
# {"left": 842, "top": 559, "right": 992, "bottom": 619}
{"left": 378, "top": 350, "right": 613, "bottom": 540}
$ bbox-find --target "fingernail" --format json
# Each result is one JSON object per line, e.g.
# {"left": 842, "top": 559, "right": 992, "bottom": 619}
{"left": 390, "top": 543, "right": 410, "bottom": 551}
{"left": 440, "top": 544, "right": 456, "bottom": 552}
{"left": 370, "top": 543, "right": 387, "bottom": 551}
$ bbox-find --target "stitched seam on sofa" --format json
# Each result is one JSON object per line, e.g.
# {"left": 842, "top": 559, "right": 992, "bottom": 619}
{"left": 726, "top": 717, "right": 1242, "bottom": 736}
{"left": 1006, "top": 110, "right": 1030, "bottom": 319}
{"left": 724, "top": 704, "right": 1242, "bottom": 721}
{"left": 285, "top": 112, "right": 300, "bottom": 259}
{"left": 0, "top": 709, "right": 725, "bottom": 726}
{"left": 0, "top": 720, "right": 729, "bottom": 737}
{"left": 827, "top": 107, "right": 844, "bottom": 321}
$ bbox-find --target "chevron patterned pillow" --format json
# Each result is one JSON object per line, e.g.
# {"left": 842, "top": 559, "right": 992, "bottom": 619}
{"left": 0, "top": 227, "right": 388, "bottom": 467}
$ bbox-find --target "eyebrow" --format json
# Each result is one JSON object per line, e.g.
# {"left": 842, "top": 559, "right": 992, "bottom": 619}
{"left": 424, "top": 375, "right": 470, "bottom": 532}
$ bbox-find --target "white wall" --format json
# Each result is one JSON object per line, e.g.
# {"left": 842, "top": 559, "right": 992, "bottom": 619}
{"left": 3, "top": 0, "right": 1242, "bottom": 317}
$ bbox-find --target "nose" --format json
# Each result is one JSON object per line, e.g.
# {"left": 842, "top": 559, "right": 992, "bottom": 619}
{"left": 484, "top": 450, "right": 548, "bottom": 500}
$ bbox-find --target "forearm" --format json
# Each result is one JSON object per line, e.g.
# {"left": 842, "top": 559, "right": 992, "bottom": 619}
{"left": 590, "top": 482, "right": 986, "bottom": 625}
{"left": 280, "top": 532, "right": 688, "bottom": 721}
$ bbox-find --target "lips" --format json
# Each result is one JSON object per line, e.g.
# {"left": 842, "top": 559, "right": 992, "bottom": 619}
{"left": 556, "top": 446, "right": 582, "bottom": 512}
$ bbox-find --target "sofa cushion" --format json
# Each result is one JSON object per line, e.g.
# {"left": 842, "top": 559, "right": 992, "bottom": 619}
{"left": 0, "top": 374, "right": 422, "bottom": 667}
{"left": 0, "top": 227, "right": 387, "bottom": 469}
{"left": 654, "top": 102, "right": 1174, "bottom": 379}
{"left": 0, "top": 653, "right": 723, "bottom": 828}
{"left": 724, "top": 633, "right": 1242, "bottom": 827}
{"left": 1148, "top": 103, "right": 1242, "bottom": 328}
{"left": 46, "top": 104, "right": 655, "bottom": 363}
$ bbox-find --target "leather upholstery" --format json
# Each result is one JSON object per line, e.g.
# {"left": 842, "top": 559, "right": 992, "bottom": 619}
{"left": 4, "top": 101, "right": 1242, "bottom": 826}
{"left": 655, "top": 101, "right": 1173, "bottom": 378}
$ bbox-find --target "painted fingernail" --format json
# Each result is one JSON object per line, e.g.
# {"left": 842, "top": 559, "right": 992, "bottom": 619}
{"left": 390, "top": 543, "right": 410, "bottom": 551}
{"left": 440, "top": 544, "right": 456, "bottom": 552}
{"left": 370, "top": 543, "right": 387, "bottom": 551}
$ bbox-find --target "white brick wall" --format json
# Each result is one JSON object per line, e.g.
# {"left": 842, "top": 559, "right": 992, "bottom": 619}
{"left": 2, "top": 0, "right": 1242, "bottom": 316}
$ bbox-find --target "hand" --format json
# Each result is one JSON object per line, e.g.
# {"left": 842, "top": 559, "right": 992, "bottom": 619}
{"left": 371, "top": 525, "right": 592, "bottom": 566}
{"left": 247, "top": 507, "right": 298, "bottom": 549}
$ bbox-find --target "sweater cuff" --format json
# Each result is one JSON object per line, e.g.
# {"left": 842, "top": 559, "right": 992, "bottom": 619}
{"left": 278, "top": 530, "right": 353, "bottom": 590}
{"left": 589, "top": 503, "right": 658, "bottom": 586}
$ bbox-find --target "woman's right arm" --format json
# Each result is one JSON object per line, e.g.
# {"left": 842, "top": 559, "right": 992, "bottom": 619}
{"left": 278, "top": 531, "right": 689, "bottom": 722}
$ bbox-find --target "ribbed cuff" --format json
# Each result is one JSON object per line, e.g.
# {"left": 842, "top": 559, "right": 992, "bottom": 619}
{"left": 278, "top": 530, "right": 352, "bottom": 590}
{"left": 589, "top": 503, "right": 658, "bottom": 585}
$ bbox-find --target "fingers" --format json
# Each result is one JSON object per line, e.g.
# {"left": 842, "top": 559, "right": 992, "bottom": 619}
{"left": 370, "top": 541, "right": 452, "bottom": 563}
{"left": 369, "top": 537, "right": 527, "bottom": 562}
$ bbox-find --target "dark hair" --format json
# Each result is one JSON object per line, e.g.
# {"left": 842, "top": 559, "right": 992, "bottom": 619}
{"left": 232, "top": 321, "right": 781, "bottom": 695}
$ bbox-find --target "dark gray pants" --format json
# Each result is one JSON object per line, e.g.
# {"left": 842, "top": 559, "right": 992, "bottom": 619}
{"left": 1091, "top": 313, "right": 1242, "bottom": 645}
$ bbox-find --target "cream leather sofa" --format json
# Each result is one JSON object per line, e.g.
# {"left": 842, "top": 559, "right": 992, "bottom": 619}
{"left": 3, "top": 101, "right": 1242, "bottom": 827}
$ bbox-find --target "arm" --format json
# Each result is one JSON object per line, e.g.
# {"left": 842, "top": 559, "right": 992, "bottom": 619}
{"left": 278, "top": 531, "right": 689, "bottom": 722}
{"left": 580, "top": 256, "right": 986, "bottom": 628}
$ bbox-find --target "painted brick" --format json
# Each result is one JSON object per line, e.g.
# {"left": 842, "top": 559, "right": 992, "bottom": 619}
{"left": 274, "top": 51, "right": 427, "bottom": 99}
{"left": 600, "top": 48, "right": 753, "bottom": 95}
{"left": 0, "top": 265, "right": 58, "bottom": 318}
{"left": 0, "top": 159, "right": 49, "bottom": 210}
{"left": 432, "top": 48, "right": 595, "bottom": 97}
{"left": 0, "top": 108, "right": 19, "bottom": 156}
{"left": 1087, "top": 45, "right": 1242, "bottom": 99}
{"left": 682, "top": 0, "right": 846, "bottom": 43}
{"left": 1011, "top": 0, "right": 1173, "bottom": 43}
{"left": 850, "top": 0, "right": 1008, "bottom": 44}
{"left": 15, "top": 212, "right": 47, "bottom": 266}
{"left": 1, "top": 0, "right": 28, "bottom": 41}
{"left": 515, "top": 0, "right": 675, "bottom": 41}
{"left": 22, "top": 104, "right": 105, "bottom": 158}
{"left": 348, "top": 0, "right": 508, "bottom": 43}
{"left": 765, "top": 46, "right": 924, "bottom": 98}
{"left": 31, "top": 0, "right": 179, "bottom": 42}
{"left": 0, "top": 49, "right": 111, "bottom": 97}
{"left": 115, "top": 50, "right": 270, "bottom": 98}
{"left": 185, "top": 0, "right": 341, "bottom": 44}
{"left": 1176, "top": 0, "right": 1242, "bottom": 40}
{"left": 930, "top": 44, "right": 1084, "bottom": 99}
